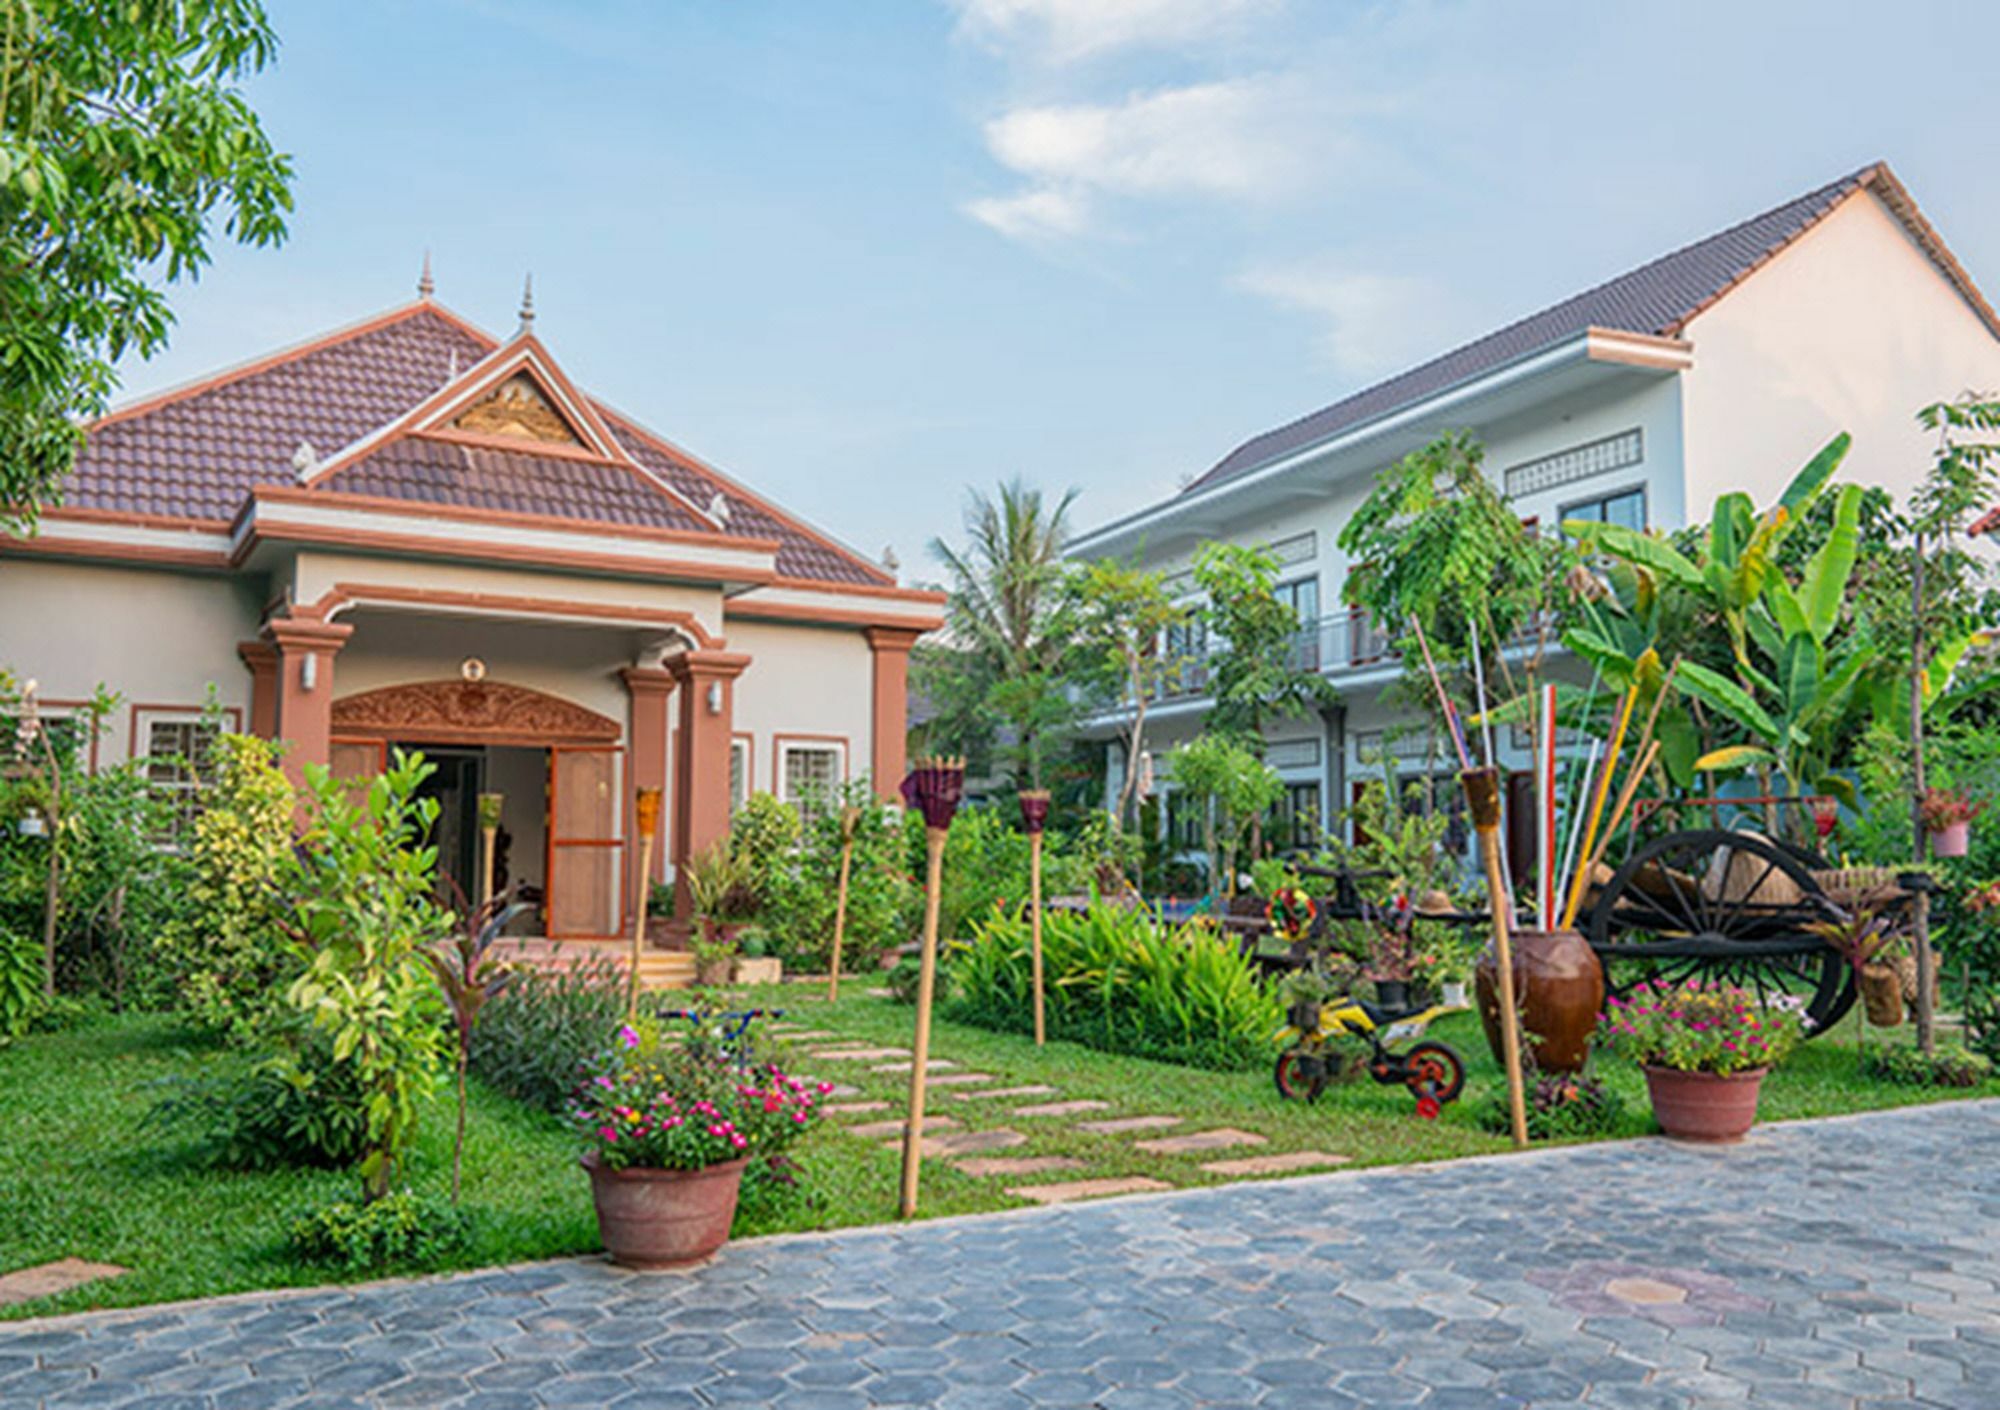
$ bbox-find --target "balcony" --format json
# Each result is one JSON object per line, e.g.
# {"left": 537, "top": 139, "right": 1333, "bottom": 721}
{"left": 1152, "top": 609, "right": 1395, "bottom": 702}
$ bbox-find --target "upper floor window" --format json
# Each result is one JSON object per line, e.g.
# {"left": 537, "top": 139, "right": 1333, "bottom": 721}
{"left": 1276, "top": 576, "right": 1319, "bottom": 627}
{"left": 1563, "top": 486, "right": 1647, "bottom": 534}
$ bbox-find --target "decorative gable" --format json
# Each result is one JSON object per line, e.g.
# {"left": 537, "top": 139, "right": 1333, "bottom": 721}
{"left": 452, "top": 372, "right": 582, "bottom": 446}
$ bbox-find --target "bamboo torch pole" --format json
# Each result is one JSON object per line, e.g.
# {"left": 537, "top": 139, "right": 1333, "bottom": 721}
{"left": 899, "top": 758, "right": 964, "bottom": 1219}
{"left": 1463, "top": 766, "right": 1529, "bottom": 1148}
{"left": 478, "top": 792, "right": 504, "bottom": 908}
{"left": 828, "top": 805, "right": 859, "bottom": 1002}
{"left": 628, "top": 788, "right": 663, "bottom": 1022}
{"left": 1019, "top": 790, "right": 1051, "bottom": 1046}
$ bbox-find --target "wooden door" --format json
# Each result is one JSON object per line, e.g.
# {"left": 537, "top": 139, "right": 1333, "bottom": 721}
{"left": 329, "top": 740, "right": 386, "bottom": 807}
{"left": 548, "top": 745, "right": 621, "bottom": 937}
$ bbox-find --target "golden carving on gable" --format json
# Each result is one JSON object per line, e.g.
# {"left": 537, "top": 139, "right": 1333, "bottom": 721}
{"left": 453, "top": 374, "right": 580, "bottom": 445}
{"left": 331, "top": 680, "right": 619, "bottom": 743}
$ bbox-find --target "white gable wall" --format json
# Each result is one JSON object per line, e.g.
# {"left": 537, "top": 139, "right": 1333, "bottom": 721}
{"left": 1680, "top": 190, "right": 2000, "bottom": 513}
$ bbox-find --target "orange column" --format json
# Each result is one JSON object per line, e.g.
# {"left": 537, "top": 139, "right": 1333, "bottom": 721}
{"left": 237, "top": 641, "right": 279, "bottom": 739}
{"left": 666, "top": 649, "right": 751, "bottom": 914}
{"left": 865, "top": 627, "right": 922, "bottom": 802}
{"left": 620, "top": 667, "right": 676, "bottom": 909}
{"left": 264, "top": 617, "right": 354, "bottom": 789}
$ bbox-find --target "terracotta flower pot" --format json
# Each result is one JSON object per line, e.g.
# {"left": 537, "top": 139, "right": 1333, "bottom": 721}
{"left": 1475, "top": 929, "right": 1605, "bottom": 1074}
{"left": 581, "top": 1152, "right": 748, "bottom": 1268}
{"left": 1930, "top": 821, "right": 1970, "bottom": 858}
{"left": 1643, "top": 1065, "right": 1767, "bottom": 1142}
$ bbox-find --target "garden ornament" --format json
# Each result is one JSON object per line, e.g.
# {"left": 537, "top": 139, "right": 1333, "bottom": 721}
{"left": 899, "top": 757, "right": 964, "bottom": 1218}
{"left": 1019, "top": 790, "right": 1051, "bottom": 1045}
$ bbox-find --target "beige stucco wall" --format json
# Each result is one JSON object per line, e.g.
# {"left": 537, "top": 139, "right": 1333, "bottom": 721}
{"left": 0, "top": 558, "right": 264, "bottom": 764}
{"left": 1680, "top": 189, "right": 2000, "bottom": 511}
{"left": 725, "top": 618, "right": 876, "bottom": 797}
{"left": 332, "top": 609, "right": 641, "bottom": 725}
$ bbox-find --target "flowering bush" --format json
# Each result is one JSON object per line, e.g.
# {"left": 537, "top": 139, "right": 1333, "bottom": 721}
{"left": 1598, "top": 980, "right": 1806, "bottom": 1076}
{"left": 1921, "top": 787, "right": 1983, "bottom": 831}
{"left": 571, "top": 1022, "right": 829, "bottom": 1172}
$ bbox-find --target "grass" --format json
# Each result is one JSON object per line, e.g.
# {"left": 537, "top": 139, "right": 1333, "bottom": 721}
{"left": 1, "top": 991, "right": 1992, "bottom": 1321}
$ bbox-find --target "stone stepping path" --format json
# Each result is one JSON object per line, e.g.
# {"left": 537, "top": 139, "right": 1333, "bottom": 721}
{"left": 1004, "top": 1176, "right": 1172, "bottom": 1205}
{"left": 952, "top": 1083, "right": 1056, "bottom": 1101}
{"left": 1200, "top": 1150, "right": 1350, "bottom": 1176}
{"left": 1134, "top": 1127, "right": 1267, "bottom": 1155}
{"left": 1014, "top": 1099, "right": 1109, "bottom": 1118}
{"left": 819, "top": 1083, "right": 859, "bottom": 1098}
{"left": 870, "top": 1059, "right": 956, "bottom": 1073}
{"left": 892, "top": 1128, "right": 1028, "bottom": 1158}
{"left": 1076, "top": 1115, "right": 1183, "bottom": 1135}
{"left": 823, "top": 1100, "right": 889, "bottom": 1117}
{"left": 0, "top": 1258, "right": 127, "bottom": 1308}
{"left": 810, "top": 1046, "right": 908, "bottom": 1061}
{"left": 921, "top": 1071, "right": 994, "bottom": 1086}
{"left": 847, "top": 1115, "right": 960, "bottom": 1139}
{"left": 951, "top": 1154, "right": 1085, "bottom": 1178}
{"left": 773, "top": 1028, "right": 836, "bottom": 1040}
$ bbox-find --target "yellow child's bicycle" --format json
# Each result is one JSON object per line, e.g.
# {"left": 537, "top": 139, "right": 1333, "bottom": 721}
{"left": 1274, "top": 992, "right": 1467, "bottom": 1119}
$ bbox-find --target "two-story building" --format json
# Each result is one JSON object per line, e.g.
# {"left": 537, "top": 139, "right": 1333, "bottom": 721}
{"left": 1068, "top": 162, "right": 2000, "bottom": 853}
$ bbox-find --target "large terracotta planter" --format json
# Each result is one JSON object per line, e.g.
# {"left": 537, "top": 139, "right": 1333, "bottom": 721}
{"left": 581, "top": 1152, "right": 748, "bottom": 1268}
{"left": 1474, "top": 928, "right": 1604, "bottom": 1073}
{"left": 1643, "top": 1065, "right": 1767, "bottom": 1142}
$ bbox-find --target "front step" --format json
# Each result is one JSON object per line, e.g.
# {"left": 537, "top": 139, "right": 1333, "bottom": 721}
{"left": 491, "top": 937, "right": 695, "bottom": 991}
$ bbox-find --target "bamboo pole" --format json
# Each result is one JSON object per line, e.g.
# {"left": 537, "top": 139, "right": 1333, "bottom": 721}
{"left": 1464, "top": 766, "right": 1528, "bottom": 1148}
{"left": 1563, "top": 687, "right": 1638, "bottom": 930}
{"left": 478, "top": 792, "right": 504, "bottom": 908}
{"left": 900, "top": 825, "right": 948, "bottom": 1219}
{"left": 628, "top": 788, "right": 663, "bottom": 1022}
{"left": 1579, "top": 740, "right": 1661, "bottom": 884}
{"left": 827, "top": 805, "right": 859, "bottom": 1002}
{"left": 1029, "top": 829, "right": 1046, "bottom": 1045}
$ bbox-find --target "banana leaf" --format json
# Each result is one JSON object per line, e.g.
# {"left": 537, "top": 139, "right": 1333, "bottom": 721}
{"left": 1777, "top": 432, "right": 1852, "bottom": 521}
{"left": 1695, "top": 744, "right": 1777, "bottom": 774}
{"left": 1799, "top": 484, "right": 1863, "bottom": 643}
{"left": 1677, "top": 660, "right": 1782, "bottom": 742}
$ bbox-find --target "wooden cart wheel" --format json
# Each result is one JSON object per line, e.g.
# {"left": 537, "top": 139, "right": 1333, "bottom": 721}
{"left": 1584, "top": 829, "right": 1855, "bottom": 1036}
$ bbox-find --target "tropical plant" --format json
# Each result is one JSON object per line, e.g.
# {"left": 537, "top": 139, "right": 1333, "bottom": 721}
{"left": 426, "top": 887, "right": 532, "bottom": 1203}
{"left": 1191, "top": 542, "right": 1338, "bottom": 742}
{"left": 0, "top": 924, "right": 40, "bottom": 1039}
{"left": 903, "top": 804, "right": 1092, "bottom": 942}
{"left": 683, "top": 838, "right": 756, "bottom": 941}
{"left": 0, "top": 0, "right": 295, "bottom": 527}
{"left": 1863, "top": 1043, "right": 1993, "bottom": 1089}
{"left": 947, "top": 904, "right": 1281, "bottom": 1071}
{"left": 920, "top": 477, "right": 1081, "bottom": 788}
{"left": 468, "top": 949, "right": 628, "bottom": 1114}
{"left": 1168, "top": 734, "right": 1282, "bottom": 908}
{"left": 144, "top": 1034, "right": 371, "bottom": 1171}
{"left": 1069, "top": 557, "right": 1189, "bottom": 833}
{"left": 282, "top": 750, "right": 450, "bottom": 1203}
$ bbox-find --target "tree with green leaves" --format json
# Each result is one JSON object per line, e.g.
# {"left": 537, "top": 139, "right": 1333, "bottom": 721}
{"left": 920, "top": 478, "right": 1080, "bottom": 789}
{"left": 1170, "top": 733, "right": 1282, "bottom": 910}
{"left": 1070, "top": 556, "right": 1187, "bottom": 832}
{"left": 1, "top": 0, "right": 294, "bottom": 527}
{"left": 1192, "top": 542, "right": 1337, "bottom": 743}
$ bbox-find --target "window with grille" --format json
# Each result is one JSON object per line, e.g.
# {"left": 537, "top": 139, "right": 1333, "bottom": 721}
{"left": 729, "top": 738, "right": 750, "bottom": 811}
{"left": 778, "top": 742, "right": 844, "bottom": 826}
{"left": 142, "top": 713, "right": 223, "bottom": 844}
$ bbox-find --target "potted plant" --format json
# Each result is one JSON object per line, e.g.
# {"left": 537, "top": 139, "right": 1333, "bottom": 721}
{"left": 573, "top": 1021, "right": 828, "bottom": 1267}
{"left": 1806, "top": 894, "right": 1904, "bottom": 1031}
{"left": 1921, "top": 788, "right": 1982, "bottom": 858}
{"left": 1599, "top": 980, "right": 1806, "bottom": 1141}
{"left": 731, "top": 927, "right": 783, "bottom": 986}
{"left": 684, "top": 841, "right": 756, "bottom": 986}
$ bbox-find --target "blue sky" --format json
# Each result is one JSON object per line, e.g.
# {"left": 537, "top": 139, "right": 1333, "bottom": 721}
{"left": 119, "top": 1, "right": 2000, "bottom": 583}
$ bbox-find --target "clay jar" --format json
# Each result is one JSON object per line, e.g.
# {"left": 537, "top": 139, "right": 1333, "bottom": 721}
{"left": 1474, "top": 928, "right": 1605, "bottom": 1073}
{"left": 581, "top": 1153, "right": 749, "bottom": 1268}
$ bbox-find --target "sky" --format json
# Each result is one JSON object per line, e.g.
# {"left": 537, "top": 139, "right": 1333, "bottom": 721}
{"left": 116, "top": 0, "right": 2000, "bottom": 586}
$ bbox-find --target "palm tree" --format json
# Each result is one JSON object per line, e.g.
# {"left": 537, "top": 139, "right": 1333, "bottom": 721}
{"left": 927, "top": 478, "right": 1079, "bottom": 790}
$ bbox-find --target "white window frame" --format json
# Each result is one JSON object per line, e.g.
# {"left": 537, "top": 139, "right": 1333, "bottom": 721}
{"left": 134, "top": 706, "right": 235, "bottom": 846}
{"left": 776, "top": 739, "right": 847, "bottom": 825}
{"left": 729, "top": 736, "right": 752, "bottom": 811}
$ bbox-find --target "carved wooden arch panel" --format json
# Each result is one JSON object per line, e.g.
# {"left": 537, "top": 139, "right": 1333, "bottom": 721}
{"left": 331, "top": 679, "right": 621, "bottom": 747}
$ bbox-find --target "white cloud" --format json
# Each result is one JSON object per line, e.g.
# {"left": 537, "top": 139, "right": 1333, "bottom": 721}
{"left": 963, "top": 187, "right": 1095, "bottom": 243}
{"left": 1232, "top": 261, "right": 1453, "bottom": 377}
{"left": 952, "top": 0, "right": 1277, "bottom": 63}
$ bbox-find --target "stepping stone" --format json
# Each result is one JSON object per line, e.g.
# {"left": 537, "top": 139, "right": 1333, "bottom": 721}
{"left": 1077, "top": 1115, "right": 1183, "bottom": 1135}
{"left": 1014, "top": 1099, "right": 1110, "bottom": 1118}
{"left": 866, "top": 987, "right": 894, "bottom": 998}
{"left": 1004, "top": 1177, "right": 1172, "bottom": 1205}
{"left": 1200, "top": 1150, "right": 1350, "bottom": 1177}
{"left": 924, "top": 1072, "right": 995, "bottom": 1086}
{"left": 824, "top": 1101, "right": 889, "bottom": 1117}
{"left": 811, "top": 1046, "right": 908, "bottom": 1061}
{"left": 848, "top": 1115, "right": 960, "bottom": 1139}
{"left": 952, "top": 1155, "right": 1086, "bottom": 1178}
{"left": 1135, "top": 1127, "right": 1268, "bottom": 1155}
{"left": 819, "top": 1083, "right": 859, "bottom": 1098}
{"left": 887, "top": 1128, "right": 1028, "bottom": 1157}
{"left": 953, "top": 1084, "right": 1057, "bottom": 1101}
{"left": 775, "top": 1028, "right": 836, "bottom": 1040}
{"left": 870, "top": 1059, "right": 957, "bottom": 1073}
{"left": 0, "top": 1258, "right": 128, "bottom": 1307}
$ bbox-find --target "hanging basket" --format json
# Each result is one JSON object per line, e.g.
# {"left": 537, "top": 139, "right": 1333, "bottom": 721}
{"left": 1890, "top": 954, "right": 1940, "bottom": 1010}
{"left": 1858, "top": 962, "right": 1905, "bottom": 1028}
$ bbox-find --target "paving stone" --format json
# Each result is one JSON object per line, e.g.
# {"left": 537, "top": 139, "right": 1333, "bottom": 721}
{"left": 822, "top": 1100, "right": 889, "bottom": 1116}
{"left": 1199, "top": 1150, "right": 1351, "bottom": 1176}
{"left": 923, "top": 1072, "right": 997, "bottom": 1086}
{"left": 952, "top": 1155, "right": 1087, "bottom": 1178}
{"left": 870, "top": 1059, "right": 957, "bottom": 1073}
{"left": 952, "top": 1084, "right": 1058, "bottom": 1101}
{"left": 846, "top": 1115, "right": 960, "bottom": 1139}
{"left": 1003, "top": 1176, "right": 1174, "bottom": 1204}
{"left": 807, "top": 1046, "right": 907, "bottom": 1061}
{"left": 1133, "top": 1127, "right": 1268, "bottom": 1155}
{"left": 1013, "top": 1099, "right": 1111, "bottom": 1117}
{"left": 1076, "top": 1115, "right": 1184, "bottom": 1135}
{"left": 0, "top": 1257, "right": 128, "bottom": 1306}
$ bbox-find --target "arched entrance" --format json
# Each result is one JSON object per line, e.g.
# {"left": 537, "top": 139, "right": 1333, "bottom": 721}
{"left": 330, "top": 680, "right": 626, "bottom": 936}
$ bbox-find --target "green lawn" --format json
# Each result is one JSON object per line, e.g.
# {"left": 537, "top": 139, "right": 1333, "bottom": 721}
{"left": 1, "top": 993, "right": 1990, "bottom": 1321}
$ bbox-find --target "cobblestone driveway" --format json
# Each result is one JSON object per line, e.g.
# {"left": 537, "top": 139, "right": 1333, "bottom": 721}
{"left": 3, "top": 1101, "right": 1995, "bottom": 1409}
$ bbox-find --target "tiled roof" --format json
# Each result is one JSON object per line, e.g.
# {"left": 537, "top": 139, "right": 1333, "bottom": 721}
{"left": 319, "top": 436, "right": 710, "bottom": 534}
{"left": 1186, "top": 163, "right": 1984, "bottom": 495}
{"left": 66, "top": 300, "right": 893, "bottom": 586}
{"left": 1972, "top": 505, "right": 1999, "bottom": 537}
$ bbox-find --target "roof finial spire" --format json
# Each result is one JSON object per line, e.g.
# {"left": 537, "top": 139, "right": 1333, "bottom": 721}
{"left": 417, "top": 250, "right": 434, "bottom": 299}
{"left": 517, "top": 273, "right": 535, "bottom": 334}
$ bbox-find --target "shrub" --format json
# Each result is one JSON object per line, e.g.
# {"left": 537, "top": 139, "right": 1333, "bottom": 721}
{"left": 156, "top": 733, "right": 298, "bottom": 1043}
{"left": 470, "top": 951, "right": 627, "bottom": 1114}
{"left": 146, "top": 1035, "right": 371, "bottom": 1171}
{"left": 1477, "top": 1064, "right": 1626, "bottom": 1141}
{"left": 947, "top": 904, "right": 1280, "bottom": 1071}
{"left": 738, "top": 783, "right": 915, "bottom": 975}
{"left": 287, "top": 1189, "right": 470, "bottom": 1273}
{"left": 905, "top": 806, "right": 1097, "bottom": 943}
{"left": 1864, "top": 1043, "right": 1993, "bottom": 1089}
{"left": 0, "top": 925, "right": 44, "bottom": 1040}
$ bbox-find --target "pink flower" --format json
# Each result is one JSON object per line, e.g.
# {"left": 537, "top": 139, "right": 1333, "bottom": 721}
{"left": 731, "top": 1134, "right": 748, "bottom": 1149}
{"left": 617, "top": 1024, "right": 641, "bottom": 1049}
{"left": 599, "top": 1126, "right": 618, "bottom": 1142}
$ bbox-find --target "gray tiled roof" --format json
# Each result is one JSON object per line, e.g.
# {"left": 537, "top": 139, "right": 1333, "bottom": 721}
{"left": 1185, "top": 165, "right": 1880, "bottom": 494}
